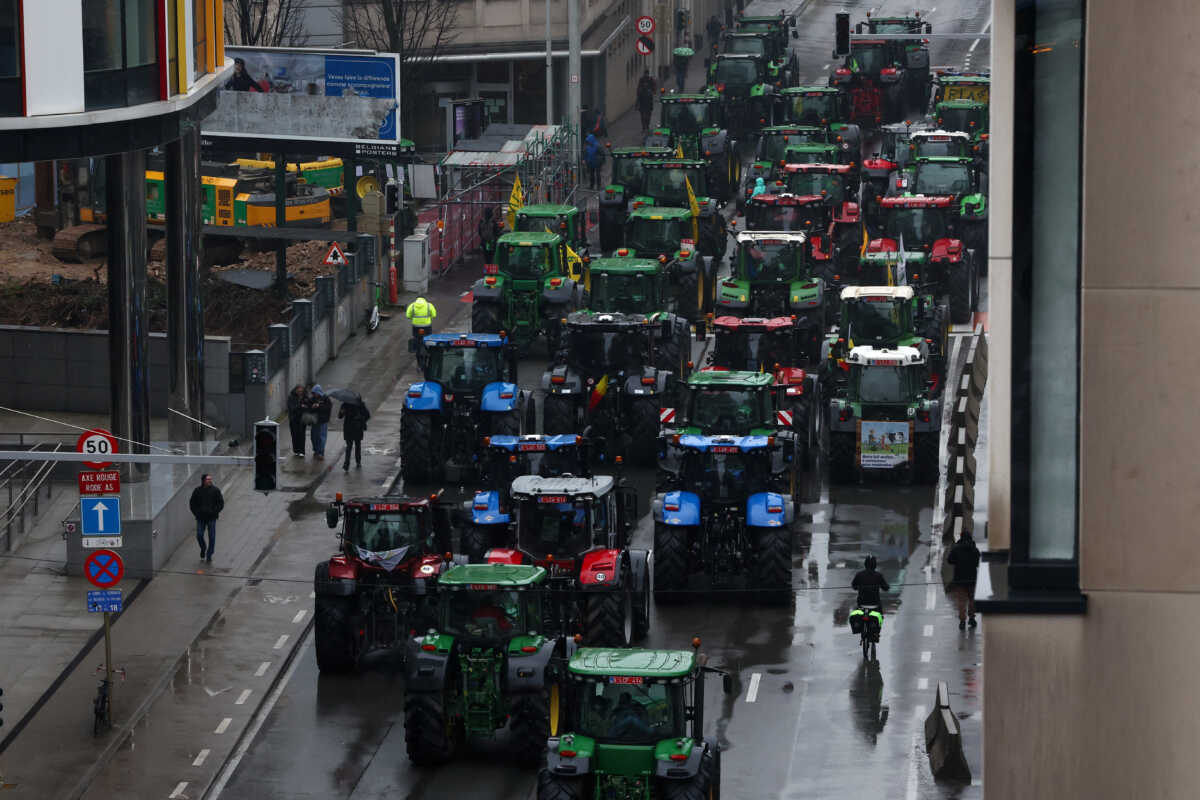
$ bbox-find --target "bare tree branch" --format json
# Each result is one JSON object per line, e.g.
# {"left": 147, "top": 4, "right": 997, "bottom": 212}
{"left": 224, "top": 0, "right": 311, "bottom": 48}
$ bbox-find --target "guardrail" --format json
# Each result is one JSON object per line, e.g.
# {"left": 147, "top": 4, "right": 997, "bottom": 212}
{"left": 942, "top": 323, "right": 988, "bottom": 543}
{"left": 1, "top": 442, "right": 61, "bottom": 551}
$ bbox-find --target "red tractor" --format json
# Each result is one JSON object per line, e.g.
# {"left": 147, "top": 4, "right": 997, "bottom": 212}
{"left": 828, "top": 39, "right": 905, "bottom": 125}
{"left": 744, "top": 191, "right": 863, "bottom": 289}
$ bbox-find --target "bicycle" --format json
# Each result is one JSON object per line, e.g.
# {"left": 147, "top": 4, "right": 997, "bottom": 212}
{"left": 367, "top": 281, "right": 384, "bottom": 334}
{"left": 93, "top": 677, "right": 111, "bottom": 736}
{"left": 850, "top": 605, "right": 883, "bottom": 662}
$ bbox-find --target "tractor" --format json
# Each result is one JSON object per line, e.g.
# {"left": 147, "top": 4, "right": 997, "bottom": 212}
{"left": 861, "top": 121, "right": 931, "bottom": 232}
{"left": 403, "top": 563, "right": 571, "bottom": 766}
{"left": 653, "top": 434, "right": 795, "bottom": 598}
{"left": 709, "top": 53, "right": 776, "bottom": 138}
{"left": 633, "top": 160, "right": 729, "bottom": 261}
{"left": 315, "top": 494, "right": 456, "bottom": 673}
{"left": 515, "top": 203, "right": 589, "bottom": 256}
{"left": 471, "top": 231, "right": 584, "bottom": 355}
{"left": 743, "top": 192, "right": 861, "bottom": 287}
{"left": 585, "top": 251, "right": 684, "bottom": 317}
{"left": 781, "top": 162, "right": 862, "bottom": 234}
{"left": 829, "top": 39, "right": 906, "bottom": 125}
{"left": 542, "top": 311, "right": 683, "bottom": 466}
{"left": 718, "top": 29, "right": 796, "bottom": 86}
{"left": 777, "top": 85, "right": 864, "bottom": 155}
{"left": 934, "top": 99, "right": 989, "bottom": 141}
{"left": 909, "top": 129, "right": 979, "bottom": 163}
{"left": 741, "top": 124, "right": 830, "bottom": 207}
{"left": 645, "top": 92, "right": 738, "bottom": 200}
{"left": 400, "top": 332, "right": 536, "bottom": 482}
{"left": 538, "top": 643, "right": 730, "bottom": 799}
{"left": 600, "top": 145, "right": 676, "bottom": 252}
{"left": 484, "top": 474, "right": 648, "bottom": 647}
{"left": 622, "top": 206, "right": 715, "bottom": 321}
{"left": 857, "top": 13, "right": 933, "bottom": 113}
{"left": 735, "top": 9, "right": 800, "bottom": 69}
{"left": 826, "top": 345, "right": 940, "bottom": 484}
{"left": 889, "top": 153, "right": 987, "bottom": 263}
{"left": 932, "top": 71, "right": 990, "bottom": 112}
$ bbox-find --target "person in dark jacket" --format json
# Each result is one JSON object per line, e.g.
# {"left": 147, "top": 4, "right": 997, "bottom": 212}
{"left": 707, "top": 15, "right": 722, "bottom": 51}
{"left": 947, "top": 531, "right": 981, "bottom": 628}
{"left": 851, "top": 555, "right": 891, "bottom": 607}
{"left": 190, "top": 474, "right": 224, "bottom": 562}
{"left": 478, "top": 207, "right": 500, "bottom": 262}
{"left": 584, "top": 134, "right": 605, "bottom": 189}
{"left": 636, "top": 71, "right": 656, "bottom": 134}
{"left": 307, "top": 384, "right": 333, "bottom": 459}
{"left": 286, "top": 384, "right": 308, "bottom": 457}
{"left": 339, "top": 401, "right": 371, "bottom": 471}
{"left": 225, "top": 58, "right": 262, "bottom": 92}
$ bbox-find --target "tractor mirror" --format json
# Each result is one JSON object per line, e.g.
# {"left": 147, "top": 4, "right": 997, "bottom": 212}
{"left": 325, "top": 506, "right": 339, "bottom": 529}
{"left": 792, "top": 30, "right": 799, "bottom": 39}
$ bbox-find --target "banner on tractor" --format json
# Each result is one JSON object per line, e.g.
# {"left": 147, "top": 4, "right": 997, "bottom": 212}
{"left": 858, "top": 421, "right": 912, "bottom": 468}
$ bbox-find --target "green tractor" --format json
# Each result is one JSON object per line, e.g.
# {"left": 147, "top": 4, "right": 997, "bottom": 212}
{"left": 584, "top": 251, "right": 683, "bottom": 318}
{"left": 740, "top": 124, "right": 830, "bottom": 208}
{"left": 471, "top": 231, "right": 584, "bottom": 355}
{"left": 933, "top": 99, "right": 989, "bottom": 142}
{"left": 826, "top": 345, "right": 940, "bottom": 484}
{"left": 777, "top": 85, "right": 864, "bottom": 153}
{"left": 645, "top": 93, "right": 738, "bottom": 200}
{"left": 857, "top": 13, "right": 934, "bottom": 113}
{"left": 891, "top": 157, "right": 988, "bottom": 263}
{"left": 735, "top": 9, "right": 799, "bottom": 67}
{"left": 600, "top": 145, "right": 676, "bottom": 252}
{"left": 709, "top": 53, "right": 776, "bottom": 139}
{"left": 623, "top": 206, "right": 716, "bottom": 321}
{"left": 718, "top": 29, "right": 796, "bottom": 86}
{"left": 403, "top": 563, "right": 569, "bottom": 766}
{"left": 659, "top": 370, "right": 779, "bottom": 437}
{"left": 537, "top": 644, "right": 730, "bottom": 800}
{"left": 932, "top": 72, "right": 990, "bottom": 114}
{"left": 516, "top": 203, "right": 589, "bottom": 256}
{"left": 633, "top": 160, "right": 729, "bottom": 262}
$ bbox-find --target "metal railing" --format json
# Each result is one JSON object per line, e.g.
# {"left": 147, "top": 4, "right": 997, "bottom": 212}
{"left": 941, "top": 324, "right": 988, "bottom": 542}
{"left": 1, "top": 442, "right": 61, "bottom": 551}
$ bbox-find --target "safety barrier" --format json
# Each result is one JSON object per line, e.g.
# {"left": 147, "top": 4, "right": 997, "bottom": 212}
{"left": 924, "top": 680, "right": 972, "bottom": 781}
{"left": 942, "top": 323, "right": 988, "bottom": 541}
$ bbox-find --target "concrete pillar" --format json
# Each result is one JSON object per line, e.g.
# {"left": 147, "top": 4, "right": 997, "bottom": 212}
{"left": 166, "top": 124, "right": 206, "bottom": 442}
{"left": 106, "top": 149, "right": 150, "bottom": 480}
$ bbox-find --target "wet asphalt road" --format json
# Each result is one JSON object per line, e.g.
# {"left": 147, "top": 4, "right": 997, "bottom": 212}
{"left": 215, "top": 1, "right": 990, "bottom": 797}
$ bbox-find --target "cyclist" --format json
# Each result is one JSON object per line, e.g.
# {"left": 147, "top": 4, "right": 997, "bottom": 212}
{"left": 849, "top": 555, "right": 889, "bottom": 638}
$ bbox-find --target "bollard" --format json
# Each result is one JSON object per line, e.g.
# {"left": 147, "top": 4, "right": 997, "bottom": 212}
{"left": 924, "top": 680, "right": 972, "bottom": 781}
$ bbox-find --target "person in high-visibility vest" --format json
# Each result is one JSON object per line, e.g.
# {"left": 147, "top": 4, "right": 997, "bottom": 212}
{"left": 405, "top": 296, "right": 437, "bottom": 366}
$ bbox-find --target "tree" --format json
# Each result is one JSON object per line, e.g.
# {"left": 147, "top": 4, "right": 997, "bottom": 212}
{"left": 224, "top": 0, "right": 311, "bottom": 48}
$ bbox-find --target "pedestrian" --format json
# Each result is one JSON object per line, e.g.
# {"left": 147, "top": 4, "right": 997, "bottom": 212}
{"left": 674, "top": 59, "right": 687, "bottom": 93}
{"left": 751, "top": 176, "right": 767, "bottom": 197}
{"left": 636, "top": 70, "right": 656, "bottom": 135}
{"left": 224, "top": 57, "right": 262, "bottom": 92}
{"left": 479, "top": 208, "right": 499, "bottom": 263}
{"left": 307, "top": 385, "right": 333, "bottom": 460}
{"left": 339, "top": 400, "right": 371, "bottom": 471}
{"left": 946, "top": 531, "right": 981, "bottom": 629}
{"left": 286, "top": 384, "right": 309, "bottom": 457}
{"left": 189, "top": 473, "right": 224, "bottom": 563}
{"left": 707, "top": 14, "right": 722, "bottom": 51}
{"left": 405, "top": 295, "right": 437, "bottom": 366}
{"left": 584, "top": 133, "right": 606, "bottom": 189}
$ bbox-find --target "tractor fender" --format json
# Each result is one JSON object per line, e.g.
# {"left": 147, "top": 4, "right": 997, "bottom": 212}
{"left": 472, "top": 278, "right": 504, "bottom": 302}
{"left": 628, "top": 549, "right": 650, "bottom": 594}
{"left": 579, "top": 548, "right": 625, "bottom": 587}
{"left": 654, "top": 491, "right": 701, "bottom": 526}
{"left": 318, "top": 557, "right": 357, "bottom": 596}
{"left": 507, "top": 636, "right": 558, "bottom": 691}
{"left": 541, "top": 366, "right": 586, "bottom": 394}
{"left": 406, "top": 634, "right": 456, "bottom": 692}
{"left": 480, "top": 381, "right": 521, "bottom": 412}
{"left": 655, "top": 738, "right": 706, "bottom": 779}
{"left": 542, "top": 277, "right": 579, "bottom": 305}
{"left": 485, "top": 548, "right": 524, "bottom": 564}
{"left": 403, "top": 381, "right": 443, "bottom": 412}
{"left": 747, "top": 491, "right": 793, "bottom": 527}
{"left": 673, "top": 252, "right": 700, "bottom": 276}
{"left": 622, "top": 372, "right": 657, "bottom": 399}
{"left": 835, "top": 201, "right": 861, "bottom": 224}
{"left": 547, "top": 736, "right": 594, "bottom": 777}
{"left": 599, "top": 189, "right": 626, "bottom": 209}
{"left": 701, "top": 130, "right": 728, "bottom": 155}
{"left": 470, "top": 490, "right": 512, "bottom": 525}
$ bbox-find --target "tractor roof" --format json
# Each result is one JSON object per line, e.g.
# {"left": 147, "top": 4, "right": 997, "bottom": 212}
{"left": 880, "top": 194, "right": 955, "bottom": 209}
{"left": 423, "top": 332, "right": 508, "bottom": 348}
{"left": 687, "top": 370, "right": 776, "bottom": 388}
{"left": 341, "top": 497, "right": 434, "bottom": 512}
{"left": 677, "top": 433, "right": 772, "bottom": 452}
{"left": 569, "top": 647, "right": 697, "bottom": 679}
{"left": 712, "top": 315, "right": 796, "bottom": 332}
{"left": 588, "top": 254, "right": 662, "bottom": 272}
{"left": 628, "top": 205, "right": 693, "bottom": 220}
{"left": 517, "top": 203, "right": 577, "bottom": 216}
{"left": 840, "top": 285, "right": 915, "bottom": 302}
{"left": 936, "top": 73, "right": 990, "bottom": 84}
{"left": 660, "top": 93, "right": 718, "bottom": 103}
{"left": 565, "top": 309, "right": 657, "bottom": 328}
{"left": 749, "top": 192, "right": 827, "bottom": 207}
{"left": 936, "top": 99, "right": 987, "bottom": 109}
{"left": 782, "top": 162, "right": 852, "bottom": 175}
{"left": 497, "top": 231, "right": 561, "bottom": 245}
{"left": 439, "top": 563, "right": 547, "bottom": 588}
{"left": 847, "top": 345, "right": 925, "bottom": 366}
{"left": 725, "top": 30, "right": 769, "bottom": 39}
{"left": 643, "top": 159, "right": 708, "bottom": 169}
{"left": 487, "top": 434, "right": 582, "bottom": 452}
{"left": 510, "top": 474, "right": 616, "bottom": 499}
{"left": 714, "top": 53, "right": 760, "bottom": 61}
{"left": 784, "top": 85, "right": 839, "bottom": 95}
{"left": 851, "top": 39, "right": 891, "bottom": 48}
{"left": 911, "top": 130, "right": 972, "bottom": 142}
{"left": 735, "top": 231, "right": 807, "bottom": 246}
{"left": 785, "top": 142, "right": 837, "bottom": 151}
{"left": 611, "top": 146, "right": 676, "bottom": 158}
{"left": 762, "top": 124, "right": 826, "bottom": 136}
{"left": 915, "top": 155, "right": 974, "bottom": 165}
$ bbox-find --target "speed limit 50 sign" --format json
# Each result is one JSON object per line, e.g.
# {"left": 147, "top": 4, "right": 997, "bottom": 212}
{"left": 636, "top": 15, "right": 655, "bottom": 35}
{"left": 77, "top": 428, "right": 118, "bottom": 470}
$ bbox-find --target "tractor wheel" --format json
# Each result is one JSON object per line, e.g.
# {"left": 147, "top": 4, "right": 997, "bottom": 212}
{"left": 400, "top": 411, "right": 437, "bottom": 482}
{"left": 829, "top": 431, "right": 857, "bottom": 484}
{"left": 524, "top": 394, "right": 538, "bottom": 433}
{"left": 948, "top": 262, "right": 975, "bottom": 324}
{"left": 627, "top": 396, "right": 660, "bottom": 466}
{"left": 314, "top": 568, "right": 355, "bottom": 674}
{"left": 491, "top": 408, "right": 521, "bottom": 437}
{"left": 632, "top": 553, "right": 651, "bottom": 640}
{"left": 461, "top": 523, "right": 497, "bottom": 562}
{"left": 404, "top": 692, "right": 459, "bottom": 766}
{"left": 663, "top": 741, "right": 718, "bottom": 800}
{"left": 752, "top": 527, "right": 793, "bottom": 604}
{"left": 509, "top": 692, "right": 551, "bottom": 767}
{"left": 709, "top": 151, "right": 730, "bottom": 201}
{"left": 472, "top": 301, "right": 502, "bottom": 334}
{"left": 543, "top": 394, "right": 577, "bottom": 435}
{"left": 679, "top": 269, "right": 701, "bottom": 323}
{"left": 585, "top": 584, "right": 633, "bottom": 647}
{"left": 537, "top": 769, "right": 585, "bottom": 800}
{"left": 653, "top": 523, "right": 689, "bottom": 601}
{"left": 914, "top": 433, "right": 939, "bottom": 485}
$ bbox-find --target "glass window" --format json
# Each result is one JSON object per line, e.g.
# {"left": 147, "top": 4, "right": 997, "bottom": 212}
{"left": 125, "top": 0, "right": 157, "bottom": 67}
{"left": 0, "top": 0, "right": 19, "bottom": 78}
{"left": 577, "top": 681, "right": 680, "bottom": 743}
{"left": 83, "top": 0, "right": 123, "bottom": 72}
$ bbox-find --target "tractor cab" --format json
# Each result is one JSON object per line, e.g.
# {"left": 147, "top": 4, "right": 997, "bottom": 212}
{"left": 623, "top": 207, "right": 694, "bottom": 260}
{"left": 933, "top": 73, "right": 990, "bottom": 109}
{"left": 586, "top": 253, "right": 677, "bottom": 316}
{"left": 504, "top": 475, "right": 637, "bottom": 569}
{"left": 719, "top": 31, "right": 792, "bottom": 83}
{"left": 665, "top": 370, "right": 778, "bottom": 436}
{"left": 653, "top": 94, "right": 720, "bottom": 140}
{"left": 782, "top": 163, "right": 857, "bottom": 207}
{"left": 909, "top": 130, "right": 976, "bottom": 161}
{"left": 515, "top": 204, "right": 587, "bottom": 255}
{"left": 431, "top": 563, "right": 547, "bottom": 645}
{"left": 600, "top": 146, "right": 677, "bottom": 252}
{"left": 489, "top": 232, "right": 573, "bottom": 281}
{"left": 735, "top": 10, "right": 798, "bottom": 54}
{"left": 708, "top": 316, "right": 804, "bottom": 373}
{"left": 780, "top": 86, "right": 846, "bottom": 126}
{"left": 634, "top": 160, "right": 712, "bottom": 210}
{"left": 934, "top": 100, "right": 989, "bottom": 139}
{"left": 710, "top": 53, "right": 768, "bottom": 98}
{"left": 659, "top": 434, "right": 777, "bottom": 501}
{"left": 325, "top": 495, "right": 453, "bottom": 578}
{"left": 835, "top": 346, "right": 934, "bottom": 419}
{"left": 871, "top": 194, "right": 957, "bottom": 249}
{"left": 716, "top": 231, "right": 824, "bottom": 325}
{"left": 417, "top": 333, "right": 519, "bottom": 395}
{"left": 830, "top": 39, "right": 905, "bottom": 125}
{"left": 897, "top": 156, "right": 981, "bottom": 199}
{"left": 744, "top": 193, "right": 831, "bottom": 236}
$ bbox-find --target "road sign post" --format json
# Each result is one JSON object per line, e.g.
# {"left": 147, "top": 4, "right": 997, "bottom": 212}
{"left": 636, "top": 36, "right": 655, "bottom": 56}
{"left": 84, "top": 550, "right": 123, "bottom": 726}
{"left": 636, "top": 15, "right": 656, "bottom": 35}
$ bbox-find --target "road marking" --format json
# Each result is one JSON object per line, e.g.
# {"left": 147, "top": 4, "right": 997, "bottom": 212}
{"left": 822, "top": 63, "right": 829, "bottom": 70}
{"left": 292, "top": 609, "right": 307, "bottom": 624}
{"left": 921, "top": 650, "right": 932, "bottom": 663}
{"left": 918, "top": 677, "right": 929, "bottom": 690}
{"left": 254, "top": 661, "right": 271, "bottom": 677}
{"left": 968, "top": 16, "right": 992, "bottom": 53}
{"left": 309, "top": 591, "right": 315, "bottom": 599}
{"left": 235, "top": 689, "right": 252, "bottom": 705}
{"left": 381, "top": 455, "right": 403, "bottom": 491}
{"left": 923, "top": 624, "right": 934, "bottom": 637}
{"left": 926, "top": 584, "right": 937, "bottom": 610}
{"left": 273, "top": 634, "right": 289, "bottom": 650}
{"left": 170, "top": 782, "right": 188, "bottom": 798}
{"left": 746, "top": 672, "right": 762, "bottom": 703}
{"left": 192, "top": 748, "right": 210, "bottom": 767}
{"left": 214, "top": 717, "right": 232, "bottom": 734}
{"left": 905, "top": 727, "right": 923, "bottom": 800}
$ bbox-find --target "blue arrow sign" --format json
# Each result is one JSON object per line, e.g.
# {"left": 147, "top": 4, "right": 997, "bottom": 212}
{"left": 80, "top": 497, "right": 121, "bottom": 537}
{"left": 87, "top": 589, "right": 123, "bottom": 613}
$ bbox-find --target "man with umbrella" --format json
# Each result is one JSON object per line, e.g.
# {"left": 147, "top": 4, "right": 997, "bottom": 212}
{"left": 330, "top": 389, "right": 371, "bottom": 471}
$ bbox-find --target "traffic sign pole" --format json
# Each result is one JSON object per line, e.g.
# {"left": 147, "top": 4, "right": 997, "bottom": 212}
{"left": 104, "top": 610, "right": 113, "bottom": 721}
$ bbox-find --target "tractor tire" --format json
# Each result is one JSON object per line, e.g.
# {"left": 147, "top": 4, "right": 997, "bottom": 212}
{"left": 632, "top": 554, "right": 651, "bottom": 640}
{"left": 663, "top": 741, "right": 718, "bottom": 800}
{"left": 543, "top": 394, "right": 577, "bottom": 435}
{"left": 537, "top": 769, "right": 585, "bottom": 800}
{"left": 472, "top": 301, "right": 502, "bottom": 334}
{"left": 752, "top": 527, "right": 793, "bottom": 604}
{"left": 948, "top": 261, "right": 974, "bottom": 324}
{"left": 404, "top": 692, "right": 458, "bottom": 766}
{"left": 585, "top": 585, "right": 633, "bottom": 647}
{"left": 628, "top": 396, "right": 660, "bottom": 466}
{"left": 314, "top": 569, "right": 355, "bottom": 674}
{"left": 401, "top": 411, "right": 438, "bottom": 482}
{"left": 653, "top": 523, "right": 690, "bottom": 601}
{"left": 491, "top": 409, "right": 521, "bottom": 437}
{"left": 678, "top": 269, "right": 701, "bottom": 323}
{"left": 829, "top": 431, "right": 857, "bottom": 484}
{"left": 509, "top": 692, "right": 551, "bottom": 767}
{"left": 914, "top": 433, "right": 939, "bottom": 485}
{"left": 461, "top": 523, "right": 497, "bottom": 562}
{"left": 709, "top": 151, "right": 730, "bottom": 202}
{"left": 524, "top": 395, "right": 538, "bottom": 433}
{"left": 544, "top": 316, "right": 564, "bottom": 359}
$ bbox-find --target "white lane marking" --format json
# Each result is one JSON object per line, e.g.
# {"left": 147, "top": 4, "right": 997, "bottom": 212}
{"left": 273, "top": 634, "right": 289, "bottom": 650}
{"left": 254, "top": 661, "right": 271, "bottom": 678}
{"left": 309, "top": 591, "right": 315, "bottom": 599}
{"left": 746, "top": 672, "right": 762, "bottom": 703}
{"left": 381, "top": 455, "right": 403, "bottom": 490}
{"left": 292, "top": 609, "right": 307, "bottom": 624}
{"left": 921, "top": 650, "right": 932, "bottom": 663}
{"left": 235, "top": 689, "right": 252, "bottom": 705}
{"left": 926, "top": 584, "right": 937, "bottom": 610}
{"left": 822, "top": 63, "right": 830, "bottom": 70}
{"left": 923, "top": 624, "right": 934, "bottom": 637}
{"left": 214, "top": 717, "right": 232, "bottom": 734}
{"left": 170, "top": 782, "right": 188, "bottom": 798}
{"left": 905, "top": 727, "right": 923, "bottom": 800}
{"left": 918, "top": 677, "right": 929, "bottom": 690}
{"left": 192, "top": 748, "right": 210, "bottom": 767}
{"left": 968, "top": 16, "right": 993, "bottom": 53}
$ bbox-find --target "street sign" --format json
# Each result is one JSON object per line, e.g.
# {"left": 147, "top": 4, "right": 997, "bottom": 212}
{"left": 636, "top": 36, "right": 655, "bottom": 56}
{"left": 77, "top": 428, "right": 118, "bottom": 470}
{"left": 87, "top": 589, "right": 123, "bottom": 613}
{"left": 323, "top": 243, "right": 347, "bottom": 266}
{"left": 84, "top": 549, "right": 124, "bottom": 589}
{"left": 80, "top": 497, "right": 121, "bottom": 539}
{"left": 78, "top": 470, "right": 120, "bottom": 495}
{"left": 636, "top": 15, "right": 655, "bottom": 35}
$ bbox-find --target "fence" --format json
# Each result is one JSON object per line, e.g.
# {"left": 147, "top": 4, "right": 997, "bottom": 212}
{"left": 941, "top": 323, "right": 989, "bottom": 542}
{"left": 0, "top": 442, "right": 60, "bottom": 551}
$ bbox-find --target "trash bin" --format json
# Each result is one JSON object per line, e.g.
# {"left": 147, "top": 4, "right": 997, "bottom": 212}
{"left": 0, "top": 176, "right": 17, "bottom": 222}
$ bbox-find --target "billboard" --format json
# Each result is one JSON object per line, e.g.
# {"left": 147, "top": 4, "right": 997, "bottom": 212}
{"left": 203, "top": 47, "right": 402, "bottom": 157}
{"left": 858, "top": 421, "right": 912, "bottom": 469}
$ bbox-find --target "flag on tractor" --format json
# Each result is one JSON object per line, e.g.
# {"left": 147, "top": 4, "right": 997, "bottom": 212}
{"left": 507, "top": 174, "right": 524, "bottom": 230}
{"left": 675, "top": 144, "right": 685, "bottom": 158}
{"left": 565, "top": 242, "right": 583, "bottom": 281}
{"left": 685, "top": 176, "right": 700, "bottom": 242}
{"left": 588, "top": 374, "right": 610, "bottom": 411}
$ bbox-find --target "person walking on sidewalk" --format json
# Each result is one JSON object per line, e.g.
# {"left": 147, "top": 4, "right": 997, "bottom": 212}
{"left": 307, "top": 385, "right": 333, "bottom": 459}
{"left": 584, "top": 134, "right": 606, "bottom": 189}
{"left": 339, "top": 400, "right": 371, "bottom": 471}
{"left": 637, "top": 70, "right": 656, "bottom": 135}
{"left": 707, "top": 14, "right": 722, "bottom": 52}
{"left": 190, "top": 474, "right": 224, "bottom": 562}
{"left": 947, "top": 530, "right": 981, "bottom": 629}
{"left": 287, "top": 384, "right": 309, "bottom": 457}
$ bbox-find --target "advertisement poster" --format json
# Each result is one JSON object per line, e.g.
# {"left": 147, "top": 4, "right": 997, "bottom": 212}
{"left": 858, "top": 421, "right": 911, "bottom": 468}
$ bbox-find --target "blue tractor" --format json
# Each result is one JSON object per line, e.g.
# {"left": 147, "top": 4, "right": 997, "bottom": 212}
{"left": 652, "top": 434, "right": 794, "bottom": 602}
{"left": 400, "top": 333, "right": 536, "bottom": 483}
{"left": 461, "top": 433, "right": 591, "bottom": 561}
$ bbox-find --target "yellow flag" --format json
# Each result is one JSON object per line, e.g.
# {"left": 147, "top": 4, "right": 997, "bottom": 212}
{"left": 685, "top": 176, "right": 700, "bottom": 243}
{"left": 565, "top": 242, "right": 583, "bottom": 282}
{"left": 507, "top": 174, "right": 524, "bottom": 230}
{"left": 675, "top": 144, "right": 685, "bottom": 159}
{"left": 588, "top": 374, "right": 610, "bottom": 411}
